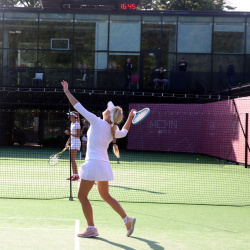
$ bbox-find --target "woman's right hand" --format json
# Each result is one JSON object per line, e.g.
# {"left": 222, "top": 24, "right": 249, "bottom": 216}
{"left": 61, "top": 80, "right": 69, "bottom": 93}
{"left": 129, "top": 109, "right": 137, "bottom": 119}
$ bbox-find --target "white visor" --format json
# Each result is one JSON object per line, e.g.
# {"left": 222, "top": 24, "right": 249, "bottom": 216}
{"left": 67, "top": 112, "right": 77, "bottom": 118}
{"left": 108, "top": 101, "right": 115, "bottom": 122}
{"left": 108, "top": 101, "right": 115, "bottom": 112}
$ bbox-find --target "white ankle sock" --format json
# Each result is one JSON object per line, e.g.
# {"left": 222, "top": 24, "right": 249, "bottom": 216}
{"left": 123, "top": 216, "right": 128, "bottom": 224}
{"left": 88, "top": 225, "right": 96, "bottom": 230}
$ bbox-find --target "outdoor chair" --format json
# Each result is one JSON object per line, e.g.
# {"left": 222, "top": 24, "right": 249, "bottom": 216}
{"left": 76, "top": 74, "right": 87, "bottom": 87}
{"left": 32, "top": 73, "right": 43, "bottom": 87}
{"left": 129, "top": 74, "right": 139, "bottom": 89}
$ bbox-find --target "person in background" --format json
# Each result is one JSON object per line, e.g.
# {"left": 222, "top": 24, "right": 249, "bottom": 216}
{"left": 153, "top": 67, "right": 169, "bottom": 90}
{"left": 124, "top": 58, "right": 133, "bottom": 89}
{"left": 227, "top": 61, "right": 235, "bottom": 86}
{"left": 81, "top": 118, "right": 90, "bottom": 158}
{"left": 178, "top": 58, "right": 188, "bottom": 72}
{"left": 65, "top": 111, "right": 81, "bottom": 181}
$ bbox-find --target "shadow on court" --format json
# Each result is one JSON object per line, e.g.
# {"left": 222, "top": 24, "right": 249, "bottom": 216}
{"left": 89, "top": 237, "right": 135, "bottom": 249}
{"left": 88, "top": 236, "right": 164, "bottom": 250}
{"left": 131, "top": 236, "right": 164, "bottom": 250}
{"left": 110, "top": 184, "right": 165, "bottom": 195}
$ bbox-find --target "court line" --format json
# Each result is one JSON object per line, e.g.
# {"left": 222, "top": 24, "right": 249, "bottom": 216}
{"left": 0, "top": 217, "right": 80, "bottom": 250}
{"left": 0, "top": 227, "right": 73, "bottom": 231}
{"left": 75, "top": 220, "right": 80, "bottom": 250}
{"left": 0, "top": 217, "right": 76, "bottom": 221}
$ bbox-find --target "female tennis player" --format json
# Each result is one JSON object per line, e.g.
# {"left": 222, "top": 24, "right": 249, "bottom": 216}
{"left": 61, "top": 80, "right": 136, "bottom": 238}
{"left": 65, "top": 111, "right": 81, "bottom": 181}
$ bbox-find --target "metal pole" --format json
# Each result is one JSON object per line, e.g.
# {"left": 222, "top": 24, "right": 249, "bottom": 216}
{"left": 69, "top": 108, "right": 73, "bottom": 201}
{"left": 245, "top": 113, "right": 248, "bottom": 169}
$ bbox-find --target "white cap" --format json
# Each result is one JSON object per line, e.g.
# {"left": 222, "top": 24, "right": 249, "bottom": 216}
{"left": 67, "top": 112, "right": 77, "bottom": 118}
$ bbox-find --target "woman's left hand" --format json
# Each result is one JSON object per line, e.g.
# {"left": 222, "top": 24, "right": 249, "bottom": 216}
{"left": 61, "top": 80, "right": 69, "bottom": 93}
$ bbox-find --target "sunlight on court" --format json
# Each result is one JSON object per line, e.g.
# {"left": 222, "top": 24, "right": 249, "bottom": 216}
{"left": 0, "top": 217, "right": 80, "bottom": 250}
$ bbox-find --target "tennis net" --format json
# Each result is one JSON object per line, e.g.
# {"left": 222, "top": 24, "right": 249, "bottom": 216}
{"left": 0, "top": 92, "right": 249, "bottom": 205}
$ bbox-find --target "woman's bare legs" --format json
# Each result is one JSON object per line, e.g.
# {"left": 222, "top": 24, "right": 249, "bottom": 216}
{"left": 78, "top": 179, "right": 95, "bottom": 226}
{"left": 97, "top": 181, "right": 127, "bottom": 219}
{"left": 70, "top": 149, "right": 78, "bottom": 175}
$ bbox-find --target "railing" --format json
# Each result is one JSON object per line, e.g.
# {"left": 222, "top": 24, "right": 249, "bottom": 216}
{"left": 1, "top": 66, "right": 249, "bottom": 94}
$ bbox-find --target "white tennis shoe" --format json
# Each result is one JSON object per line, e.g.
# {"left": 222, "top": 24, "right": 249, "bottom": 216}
{"left": 77, "top": 228, "right": 99, "bottom": 238}
{"left": 125, "top": 217, "right": 136, "bottom": 237}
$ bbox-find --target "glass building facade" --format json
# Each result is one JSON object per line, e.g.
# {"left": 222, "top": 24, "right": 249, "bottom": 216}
{"left": 1, "top": 8, "right": 250, "bottom": 93}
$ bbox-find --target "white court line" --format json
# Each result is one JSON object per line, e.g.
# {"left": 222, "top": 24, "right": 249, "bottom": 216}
{"left": 0, "top": 217, "right": 80, "bottom": 250}
{"left": 0, "top": 227, "right": 72, "bottom": 231}
{"left": 0, "top": 217, "right": 75, "bottom": 220}
{"left": 75, "top": 220, "right": 80, "bottom": 250}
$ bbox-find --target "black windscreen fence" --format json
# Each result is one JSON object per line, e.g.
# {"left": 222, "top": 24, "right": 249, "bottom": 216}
{"left": 0, "top": 89, "right": 249, "bottom": 205}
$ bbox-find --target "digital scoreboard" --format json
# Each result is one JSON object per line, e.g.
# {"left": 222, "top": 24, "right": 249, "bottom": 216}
{"left": 41, "top": 0, "right": 140, "bottom": 11}
{"left": 118, "top": 0, "right": 140, "bottom": 11}
{"left": 118, "top": 2, "right": 138, "bottom": 11}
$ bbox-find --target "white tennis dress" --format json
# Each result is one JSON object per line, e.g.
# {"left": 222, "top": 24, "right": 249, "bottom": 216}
{"left": 70, "top": 121, "right": 81, "bottom": 150}
{"left": 74, "top": 102, "right": 128, "bottom": 181}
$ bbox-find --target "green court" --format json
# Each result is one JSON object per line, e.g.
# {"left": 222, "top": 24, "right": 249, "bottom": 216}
{"left": 1, "top": 147, "right": 250, "bottom": 249}
{"left": 1, "top": 199, "right": 250, "bottom": 250}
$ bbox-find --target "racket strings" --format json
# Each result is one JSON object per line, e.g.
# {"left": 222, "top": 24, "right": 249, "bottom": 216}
{"left": 49, "top": 154, "right": 60, "bottom": 166}
{"left": 133, "top": 109, "right": 149, "bottom": 123}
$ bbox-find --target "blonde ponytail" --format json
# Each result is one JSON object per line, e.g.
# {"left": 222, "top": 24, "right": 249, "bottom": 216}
{"left": 110, "top": 107, "right": 123, "bottom": 158}
{"left": 111, "top": 124, "right": 120, "bottom": 158}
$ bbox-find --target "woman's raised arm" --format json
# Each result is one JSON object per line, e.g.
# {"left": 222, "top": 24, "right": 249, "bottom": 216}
{"left": 61, "top": 80, "right": 79, "bottom": 106}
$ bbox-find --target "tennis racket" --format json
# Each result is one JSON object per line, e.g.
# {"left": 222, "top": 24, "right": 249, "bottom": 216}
{"left": 132, "top": 108, "right": 150, "bottom": 125}
{"left": 48, "top": 146, "right": 69, "bottom": 166}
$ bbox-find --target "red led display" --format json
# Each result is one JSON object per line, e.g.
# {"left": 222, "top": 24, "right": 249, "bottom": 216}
{"left": 120, "top": 3, "right": 137, "bottom": 10}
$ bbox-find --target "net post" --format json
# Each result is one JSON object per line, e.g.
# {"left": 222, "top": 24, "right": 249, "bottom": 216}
{"left": 245, "top": 113, "right": 249, "bottom": 169}
{"left": 69, "top": 143, "right": 73, "bottom": 200}
{"left": 69, "top": 109, "right": 74, "bottom": 201}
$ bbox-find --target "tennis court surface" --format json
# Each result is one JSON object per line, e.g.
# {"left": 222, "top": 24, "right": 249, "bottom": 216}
{"left": 1, "top": 93, "right": 250, "bottom": 249}
{"left": 1, "top": 199, "right": 250, "bottom": 250}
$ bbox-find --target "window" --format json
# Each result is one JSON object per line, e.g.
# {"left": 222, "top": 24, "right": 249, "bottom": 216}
{"left": 0, "top": 11, "right": 2, "bottom": 49}
{"left": 110, "top": 15, "right": 141, "bottom": 52}
{"left": 246, "top": 18, "right": 250, "bottom": 54}
{"left": 178, "top": 16, "right": 212, "bottom": 53}
{"left": 39, "top": 13, "right": 73, "bottom": 50}
{"left": 213, "top": 17, "right": 245, "bottom": 54}
{"left": 75, "top": 14, "right": 108, "bottom": 51}
{"left": 162, "top": 16, "right": 177, "bottom": 53}
{"left": 3, "top": 12, "right": 38, "bottom": 49}
{"left": 38, "top": 50, "right": 72, "bottom": 68}
{"left": 141, "top": 16, "right": 161, "bottom": 50}
{"left": 51, "top": 38, "right": 69, "bottom": 50}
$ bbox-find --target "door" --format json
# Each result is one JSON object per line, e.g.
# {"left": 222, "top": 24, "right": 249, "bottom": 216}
{"left": 140, "top": 51, "right": 161, "bottom": 90}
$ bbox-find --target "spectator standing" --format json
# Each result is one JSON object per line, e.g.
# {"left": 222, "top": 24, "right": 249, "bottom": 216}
{"left": 178, "top": 58, "right": 188, "bottom": 72}
{"left": 124, "top": 58, "right": 133, "bottom": 89}
{"left": 227, "top": 61, "right": 235, "bottom": 86}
